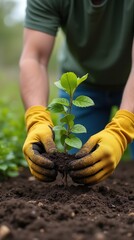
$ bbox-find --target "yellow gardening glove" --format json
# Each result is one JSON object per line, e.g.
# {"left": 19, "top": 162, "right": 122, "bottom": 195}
{"left": 23, "top": 105, "right": 57, "bottom": 182}
{"left": 69, "top": 110, "right": 134, "bottom": 185}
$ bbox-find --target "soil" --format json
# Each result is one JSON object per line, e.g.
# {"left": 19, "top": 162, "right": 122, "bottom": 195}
{"left": 42, "top": 152, "right": 75, "bottom": 183}
{"left": 0, "top": 161, "right": 134, "bottom": 240}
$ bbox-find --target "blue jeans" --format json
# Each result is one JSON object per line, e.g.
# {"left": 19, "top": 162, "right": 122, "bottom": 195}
{"left": 59, "top": 85, "right": 134, "bottom": 158}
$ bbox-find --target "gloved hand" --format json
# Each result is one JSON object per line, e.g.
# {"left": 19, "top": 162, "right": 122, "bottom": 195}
{"left": 69, "top": 110, "right": 134, "bottom": 185}
{"left": 23, "top": 105, "right": 57, "bottom": 182}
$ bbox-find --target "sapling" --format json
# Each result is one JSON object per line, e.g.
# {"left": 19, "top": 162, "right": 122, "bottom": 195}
{"left": 48, "top": 72, "right": 94, "bottom": 184}
{"left": 48, "top": 72, "right": 94, "bottom": 151}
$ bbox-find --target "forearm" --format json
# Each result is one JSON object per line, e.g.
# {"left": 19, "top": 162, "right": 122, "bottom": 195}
{"left": 19, "top": 58, "right": 49, "bottom": 110}
{"left": 120, "top": 69, "right": 134, "bottom": 113}
{"left": 120, "top": 40, "right": 134, "bottom": 113}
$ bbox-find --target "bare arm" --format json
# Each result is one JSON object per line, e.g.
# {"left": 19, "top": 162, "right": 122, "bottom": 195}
{"left": 120, "top": 39, "right": 134, "bottom": 113}
{"left": 19, "top": 29, "right": 55, "bottom": 110}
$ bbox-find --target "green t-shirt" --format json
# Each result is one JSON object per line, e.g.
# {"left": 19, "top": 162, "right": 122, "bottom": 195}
{"left": 25, "top": 0, "right": 134, "bottom": 89}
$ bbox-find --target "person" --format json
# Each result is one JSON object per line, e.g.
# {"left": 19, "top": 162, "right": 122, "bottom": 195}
{"left": 19, "top": 0, "right": 134, "bottom": 185}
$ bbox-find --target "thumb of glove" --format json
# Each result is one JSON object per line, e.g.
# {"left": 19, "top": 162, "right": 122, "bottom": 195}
{"left": 76, "top": 135, "right": 99, "bottom": 158}
{"left": 40, "top": 126, "right": 57, "bottom": 153}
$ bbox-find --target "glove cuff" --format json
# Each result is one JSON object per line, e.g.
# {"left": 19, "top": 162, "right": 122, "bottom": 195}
{"left": 106, "top": 109, "right": 134, "bottom": 147}
{"left": 115, "top": 109, "right": 134, "bottom": 122}
{"left": 25, "top": 105, "right": 53, "bottom": 131}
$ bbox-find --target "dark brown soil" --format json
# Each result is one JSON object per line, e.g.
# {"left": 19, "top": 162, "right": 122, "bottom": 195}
{"left": 42, "top": 152, "right": 75, "bottom": 184}
{"left": 0, "top": 161, "right": 134, "bottom": 240}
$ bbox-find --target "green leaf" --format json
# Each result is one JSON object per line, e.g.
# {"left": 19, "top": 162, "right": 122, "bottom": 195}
{"left": 6, "top": 152, "right": 15, "bottom": 161}
{"left": 7, "top": 171, "right": 19, "bottom": 177}
{"left": 65, "top": 144, "right": 72, "bottom": 151}
{"left": 50, "top": 98, "right": 69, "bottom": 106}
{"left": 54, "top": 80, "right": 65, "bottom": 90}
{"left": 71, "top": 124, "right": 87, "bottom": 133}
{"left": 53, "top": 126, "right": 66, "bottom": 132}
{"left": 60, "top": 114, "right": 75, "bottom": 123}
{"left": 77, "top": 73, "right": 88, "bottom": 86}
{"left": 47, "top": 103, "right": 65, "bottom": 113}
{"left": 60, "top": 72, "right": 77, "bottom": 95}
{"left": 60, "top": 114, "right": 75, "bottom": 128}
{"left": 61, "top": 134, "right": 67, "bottom": 146}
{"left": 68, "top": 120, "right": 74, "bottom": 129}
{"left": 65, "top": 135, "right": 82, "bottom": 149}
{"left": 8, "top": 163, "right": 18, "bottom": 168}
{"left": 73, "top": 95, "right": 94, "bottom": 107}
{"left": 19, "top": 159, "right": 28, "bottom": 167}
{"left": 0, "top": 165, "right": 8, "bottom": 171}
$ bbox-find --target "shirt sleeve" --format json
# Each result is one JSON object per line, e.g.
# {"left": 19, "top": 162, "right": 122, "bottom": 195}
{"left": 24, "top": 0, "right": 62, "bottom": 36}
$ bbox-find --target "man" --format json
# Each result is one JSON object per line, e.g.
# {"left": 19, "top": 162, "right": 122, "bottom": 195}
{"left": 19, "top": 0, "right": 134, "bottom": 185}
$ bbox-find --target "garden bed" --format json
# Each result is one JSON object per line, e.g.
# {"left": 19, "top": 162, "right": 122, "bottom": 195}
{"left": 0, "top": 161, "right": 134, "bottom": 240}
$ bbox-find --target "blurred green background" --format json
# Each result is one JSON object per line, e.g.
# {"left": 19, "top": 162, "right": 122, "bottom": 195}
{"left": 0, "top": 0, "right": 63, "bottom": 178}
{"left": 0, "top": 1, "right": 130, "bottom": 178}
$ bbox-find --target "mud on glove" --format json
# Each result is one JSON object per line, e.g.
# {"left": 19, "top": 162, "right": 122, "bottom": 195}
{"left": 23, "top": 106, "right": 57, "bottom": 182}
{"left": 69, "top": 110, "right": 134, "bottom": 185}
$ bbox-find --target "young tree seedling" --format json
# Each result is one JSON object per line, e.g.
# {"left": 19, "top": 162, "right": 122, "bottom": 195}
{"left": 48, "top": 72, "right": 94, "bottom": 185}
{"left": 48, "top": 72, "right": 94, "bottom": 152}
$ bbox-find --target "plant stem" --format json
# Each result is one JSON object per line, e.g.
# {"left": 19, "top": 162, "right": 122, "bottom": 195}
{"left": 63, "top": 93, "right": 73, "bottom": 153}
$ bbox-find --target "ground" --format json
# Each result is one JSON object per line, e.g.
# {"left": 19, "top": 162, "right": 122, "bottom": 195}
{"left": 0, "top": 161, "right": 134, "bottom": 240}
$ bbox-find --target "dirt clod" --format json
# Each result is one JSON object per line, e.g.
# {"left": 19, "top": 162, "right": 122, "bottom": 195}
{"left": 0, "top": 225, "right": 11, "bottom": 240}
